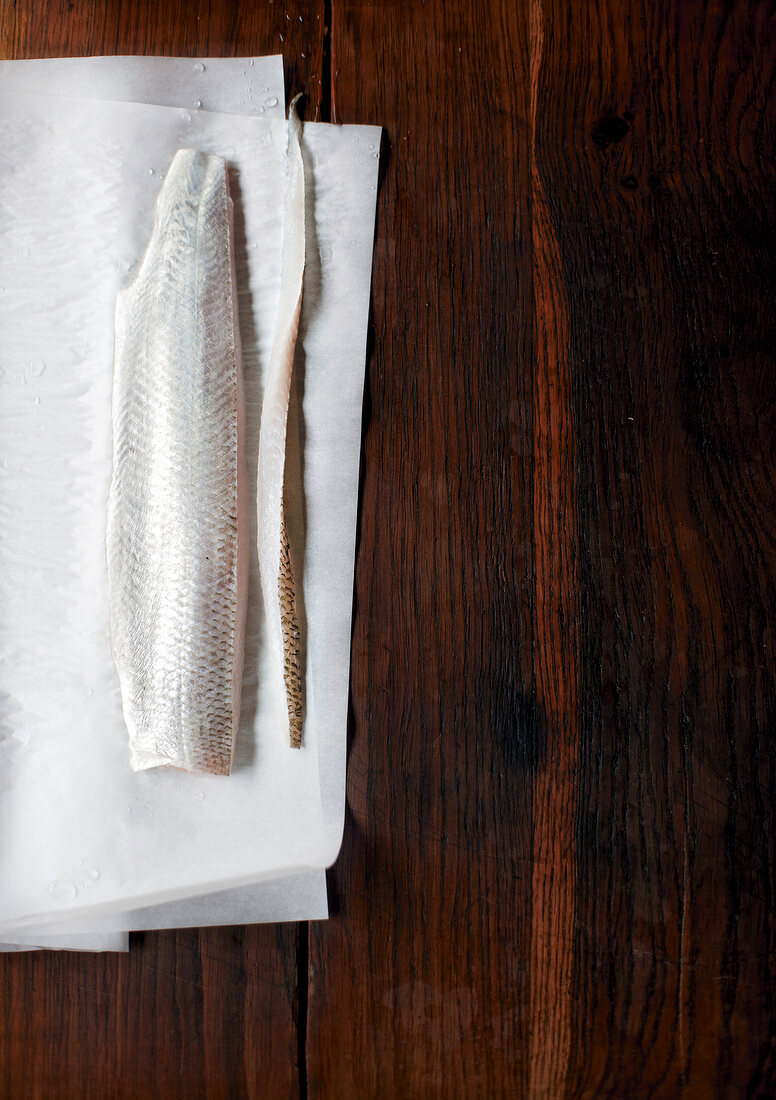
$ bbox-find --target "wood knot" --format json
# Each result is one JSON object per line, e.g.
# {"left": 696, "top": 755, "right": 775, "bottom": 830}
{"left": 592, "top": 115, "right": 630, "bottom": 149}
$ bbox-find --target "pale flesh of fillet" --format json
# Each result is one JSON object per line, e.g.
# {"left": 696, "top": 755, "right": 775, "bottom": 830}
{"left": 106, "top": 149, "right": 248, "bottom": 775}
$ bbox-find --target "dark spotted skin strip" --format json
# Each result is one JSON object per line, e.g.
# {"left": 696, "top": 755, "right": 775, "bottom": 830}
{"left": 279, "top": 507, "right": 303, "bottom": 747}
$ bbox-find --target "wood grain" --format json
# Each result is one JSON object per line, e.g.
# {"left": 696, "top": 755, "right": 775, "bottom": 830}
{"left": 527, "top": 0, "right": 579, "bottom": 1093}
{"left": 310, "top": 0, "right": 776, "bottom": 1096}
{"left": 309, "top": 1, "right": 537, "bottom": 1095}
{"left": 2, "top": 0, "right": 776, "bottom": 1096}
{"left": 0, "top": 927, "right": 301, "bottom": 1100}
{"left": 537, "top": 2, "right": 776, "bottom": 1095}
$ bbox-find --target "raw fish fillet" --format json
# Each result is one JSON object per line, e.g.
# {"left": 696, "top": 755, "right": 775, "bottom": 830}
{"left": 257, "top": 98, "right": 306, "bottom": 748}
{"left": 106, "top": 149, "right": 248, "bottom": 775}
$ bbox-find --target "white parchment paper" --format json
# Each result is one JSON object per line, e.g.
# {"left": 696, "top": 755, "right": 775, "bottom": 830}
{"left": 0, "top": 90, "right": 379, "bottom": 936}
{"left": 0, "top": 931, "right": 128, "bottom": 952}
{"left": 0, "top": 56, "right": 311, "bottom": 950}
{"left": 18, "top": 870, "right": 328, "bottom": 936}
{"left": 0, "top": 55, "right": 286, "bottom": 117}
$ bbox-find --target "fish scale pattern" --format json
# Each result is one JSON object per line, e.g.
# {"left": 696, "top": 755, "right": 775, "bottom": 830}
{"left": 107, "top": 149, "right": 245, "bottom": 775}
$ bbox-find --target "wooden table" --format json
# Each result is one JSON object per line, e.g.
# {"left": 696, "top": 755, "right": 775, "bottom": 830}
{"left": 1, "top": 1, "right": 775, "bottom": 1096}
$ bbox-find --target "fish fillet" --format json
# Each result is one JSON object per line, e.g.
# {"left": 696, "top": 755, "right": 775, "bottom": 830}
{"left": 107, "top": 149, "right": 248, "bottom": 775}
{"left": 257, "top": 98, "right": 306, "bottom": 748}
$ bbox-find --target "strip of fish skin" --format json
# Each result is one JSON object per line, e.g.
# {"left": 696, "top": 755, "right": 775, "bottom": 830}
{"left": 107, "top": 148, "right": 248, "bottom": 775}
{"left": 257, "top": 98, "right": 305, "bottom": 748}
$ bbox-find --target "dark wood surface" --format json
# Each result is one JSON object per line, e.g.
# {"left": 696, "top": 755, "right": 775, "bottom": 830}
{"left": 1, "top": 1, "right": 775, "bottom": 1096}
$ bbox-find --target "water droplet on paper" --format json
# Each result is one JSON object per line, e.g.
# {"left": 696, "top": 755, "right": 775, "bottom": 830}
{"left": 48, "top": 880, "right": 77, "bottom": 903}
{"left": 194, "top": 100, "right": 202, "bottom": 110}
{"left": 193, "top": 62, "right": 205, "bottom": 73}
{"left": 368, "top": 143, "right": 374, "bottom": 150}
{"left": 371, "top": 152, "right": 379, "bottom": 159}
{"left": 83, "top": 686, "right": 94, "bottom": 697}
{"left": 249, "top": 59, "right": 255, "bottom": 67}
{"left": 181, "top": 110, "right": 192, "bottom": 123}
{"left": 257, "top": 105, "right": 265, "bottom": 114}
{"left": 126, "top": 806, "right": 132, "bottom": 814}
{"left": 31, "top": 395, "right": 41, "bottom": 407}
{"left": 146, "top": 168, "right": 154, "bottom": 176}
{"left": 87, "top": 868, "right": 100, "bottom": 880}
{"left": 240, "top": 70, "right": 246, "bottom": 76}
{"left": 265, "top": 96, "right": 278, "bottom": 108}
{"left": 193, "top": 790, "right": 205, "bottom": 801}
{"left": 28, "top": 358, "right": 46, "bottom": 377}
{"left": 354, "top": 136, "right": 359, "bottom": 143}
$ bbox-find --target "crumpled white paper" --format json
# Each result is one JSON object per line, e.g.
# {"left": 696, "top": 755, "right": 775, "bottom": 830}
{"left": 0, "top": 87, "right": 379, "bottom": 941}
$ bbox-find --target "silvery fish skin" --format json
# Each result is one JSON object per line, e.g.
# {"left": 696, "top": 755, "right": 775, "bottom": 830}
{"left": 107, "top": 149, "right": 248, "bottom": 775}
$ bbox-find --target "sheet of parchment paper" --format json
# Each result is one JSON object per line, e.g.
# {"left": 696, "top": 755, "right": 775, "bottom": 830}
{"left": 18, "top": 870, "right": 328, "bottom": 936}
{"left": 0, "top": 55, "right": 285, "bottom": 117}
{"left": 0, "top": 931, "right": 127, "bottom": 952}
{"left": 0, "top": 59, "right": 329, "bottom": 950}
{"left": 0, "top": 89, "right": 379, "bottom": 935}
